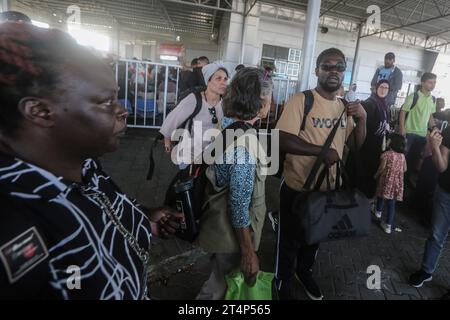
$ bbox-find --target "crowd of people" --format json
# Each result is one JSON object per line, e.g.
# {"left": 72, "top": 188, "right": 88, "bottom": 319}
{"left": 156, "top": 48, "right": 450, "bottom": 300}
{"left": 0, "top": 11, "right": 449, "bottom": 301}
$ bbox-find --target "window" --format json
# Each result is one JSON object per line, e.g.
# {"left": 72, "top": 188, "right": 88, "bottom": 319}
{"left": 288, "top": 49, "right": 301, "bottom": 62}
{"left": 275, "top": 47, "right": 290, "bottom": 60}
{"left": 262, "top": 45, "right": 276, "bottom": 59}
{"left": 275, "top": 60, "right": 287, "bottom": 75}
{"left": 262, "top": 44, "right": 301, "bottom": 79}
{"left": 262, "top": 44, "right": 290, "bottom": 60}
{"left": 403, "top": 69, "right": 420, "bottom": 78}
{"left": 286, "top": 62, "right": 300, "bottom": 77}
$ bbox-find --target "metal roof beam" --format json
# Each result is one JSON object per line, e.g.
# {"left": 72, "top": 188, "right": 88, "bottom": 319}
{"left": 245, "top": 0, "right": 258, "bottom": 17}
{"left": 320, "top": 0, "right": 346, "bottom": 18}
{"left": 25, "top": 0, "right": 160, "bottom": 21}
{"left": 120, "top": 25, "right": 207, "bottom": 38}
{"left": 120, "top": 21, "right": 210, "bottom": 34}
{"left": 114, "top": 15, "right": 170, "bottom": 25}
{"left": 162, "top": 0, "right": 241, "bottom": 13}
{"left": 426, "top": 40, "right": 450, "bottom": 50}
{"left": 156, "top": 0, "right": 176, "bottom": 32}
{"left": 432, "top": 0, "right": 444, "bottom": 16}
{"left": 404, "top": 0, "right": 423, "bottom": 25}
{"left": 362, "top": 10, "right": 450, "bottom": 38}
{"left": 420, "top": 0, "right": 425, "bottom": 20}
{"left": 261, "top": 1, "right": 363, "bottom": 23}
{"left": 391, "top": 5, "right": 404, "bottom": 26}
{"left": 260, "top": 0, "right": 306, "bottom": 12}
{"left": 427, "top": 27, "right": 450, "bottom": 38}
{"left": 120, "top": 19, "right": 211, "bottom": 32}
{"left": 379, "top": 0, "right": 410, "bottom": 14}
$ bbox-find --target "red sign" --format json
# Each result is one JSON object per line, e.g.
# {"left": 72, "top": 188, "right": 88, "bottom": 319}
{"left": 159, "top": 43, "right": 185, "bottom": 56}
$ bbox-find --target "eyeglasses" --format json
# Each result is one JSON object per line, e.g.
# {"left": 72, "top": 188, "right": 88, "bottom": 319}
{"left": 209, "top": 107, "right": 218, "bottom": 124}
{"left": 320, "top": 62, "right": 346, "bottom": 72}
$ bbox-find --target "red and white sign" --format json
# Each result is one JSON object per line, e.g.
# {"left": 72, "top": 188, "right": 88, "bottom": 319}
{"left": 159, "top": 43, "right": 185, "bottom": 57}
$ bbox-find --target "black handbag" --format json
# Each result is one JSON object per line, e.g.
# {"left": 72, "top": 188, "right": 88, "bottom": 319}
{"left": 292, "top": 109, "right": 371, "bottom": 245}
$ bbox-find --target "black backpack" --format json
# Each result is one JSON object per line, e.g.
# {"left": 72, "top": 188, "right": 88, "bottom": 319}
{"left": 164, "top": 121, "right": 254, "bottom": 242}
{"left": 146, "top": 85, "right": 206, "bottom": 181}
{"left": 410, "top": 91, "right": 436, "bottom": 111}
{"left": 177, "top": 85, "right": 207, "bottom": 133}
{"left": 401, "top": 91, "right": 436, "bottom": 124}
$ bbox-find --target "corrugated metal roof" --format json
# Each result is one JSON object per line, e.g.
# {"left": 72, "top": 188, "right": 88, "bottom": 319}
{"left": 11, "top": 0, "right": 450, "bottom": 45}
{"left": 13, "top": 0, "right": 225, "bottom": 40}
{"left": 263, "top": 0, "right": 450, "bottom": 40}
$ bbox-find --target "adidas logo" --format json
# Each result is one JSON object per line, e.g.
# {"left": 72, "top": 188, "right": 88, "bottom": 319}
{"left": 328, "top": 214, "right": 356, "bottom": 239}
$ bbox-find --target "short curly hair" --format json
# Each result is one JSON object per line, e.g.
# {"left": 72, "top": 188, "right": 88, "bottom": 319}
{"left": 222, "top": 68, "right": 273, "bottom": 121}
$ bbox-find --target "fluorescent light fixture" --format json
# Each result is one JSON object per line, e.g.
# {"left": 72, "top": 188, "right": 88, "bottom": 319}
{"left": 31, "top": 20, "right": 50, "bottom": 29}
{"left": 160, "top": 55, "right": 178, "bottom": 61}
{"left": 68, "top": 26, "right": 110, "bottom": 52}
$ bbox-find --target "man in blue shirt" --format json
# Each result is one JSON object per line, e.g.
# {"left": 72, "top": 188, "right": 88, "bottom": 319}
{"left": 371, "top": 52, "right": 403, "bottom": 107}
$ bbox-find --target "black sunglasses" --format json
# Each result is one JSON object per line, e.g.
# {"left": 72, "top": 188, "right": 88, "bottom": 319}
{"left": 208, "top": 107, "right": 218, "bottom": 124}
{"left": 320, "top": 62, "right": 346, "bottom": 72}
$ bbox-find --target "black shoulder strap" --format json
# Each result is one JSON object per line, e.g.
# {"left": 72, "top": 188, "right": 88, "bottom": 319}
{"left": 146, "top": 133, "right": 164, "bottom": 180}
{"left": 177, "top": 90, "right": 203, "bottom": 132}
{"left": 302, "top": 107, "right": 347, "bottom": 191}
{"left": 300, "top": 91, "right": 347, "bottom": 131}
{"left": 148, "top": 92, "right": 202, "bottom": 181}
{"left": 221, "top": 121, "right": 253, "bottom": 132}
{"left": 203, "top": 121, "right": 253, "bottom": 161}
{"left": 411, "top": 92, "right": 436, "bottom": 109}
{"left": 410, "top": 91, "right": 419, "bottom": 111}
{"left": 300, "top": 90, "right": 314, "bottom": 131}
{"left": 185, "top": 121, "right": 253, "bottom": 178}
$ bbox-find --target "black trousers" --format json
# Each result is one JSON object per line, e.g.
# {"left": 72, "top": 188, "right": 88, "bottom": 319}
{"left": 275, "top": 181, "right": 319, "bottom": 283}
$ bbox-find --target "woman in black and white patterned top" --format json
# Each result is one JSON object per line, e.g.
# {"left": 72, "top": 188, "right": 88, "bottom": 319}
{"left": 0, "top": 22, "right": 182, "bottom": 300}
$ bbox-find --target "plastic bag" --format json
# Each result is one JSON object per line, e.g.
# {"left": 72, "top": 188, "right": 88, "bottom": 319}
{"left": 225, "top": 271, "right": 275, "bottom": 300}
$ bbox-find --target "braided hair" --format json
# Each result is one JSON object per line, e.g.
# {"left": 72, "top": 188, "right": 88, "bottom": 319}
{"left": 0, "top": 22, "right": 101, "bottom": 136}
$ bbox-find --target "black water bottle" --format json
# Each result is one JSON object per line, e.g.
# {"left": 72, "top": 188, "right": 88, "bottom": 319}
{"left": 173, "top": 177, "right": 199, "bottom": 242}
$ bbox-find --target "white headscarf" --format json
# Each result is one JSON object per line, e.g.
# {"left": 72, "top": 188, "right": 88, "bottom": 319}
{"left": 202, "top": 60, "right": 229, "bottom": 83}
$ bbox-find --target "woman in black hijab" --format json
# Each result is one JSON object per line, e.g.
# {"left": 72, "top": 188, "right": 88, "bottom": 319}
{"left": 359, "top": 79, "right": 392, "bottom": 199}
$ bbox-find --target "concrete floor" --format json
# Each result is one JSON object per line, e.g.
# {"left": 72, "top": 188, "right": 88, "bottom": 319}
{"left": 100, "top": 128, "right": 450, "bottom": 300}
